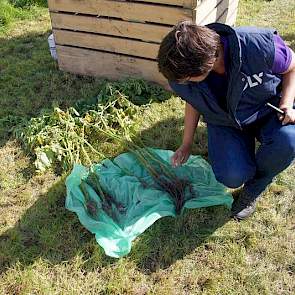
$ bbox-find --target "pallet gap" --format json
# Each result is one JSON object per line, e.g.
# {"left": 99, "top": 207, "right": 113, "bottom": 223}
{"left": 216, "top": 5, "right": 238, "bottom": 23}
{"left": 196, "top": 0, "right": 223, "bottom": 24}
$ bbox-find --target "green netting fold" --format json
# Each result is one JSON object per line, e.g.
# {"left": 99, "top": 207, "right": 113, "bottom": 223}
{"left": 65, "top": 149, "right": 233, "bottom": 258}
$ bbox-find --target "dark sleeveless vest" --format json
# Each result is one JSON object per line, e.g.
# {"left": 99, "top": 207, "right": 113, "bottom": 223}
{"left": 169, "top": 23, "right": 282, "bottom": 128}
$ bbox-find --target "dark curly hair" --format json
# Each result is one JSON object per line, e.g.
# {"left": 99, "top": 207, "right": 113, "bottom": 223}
{"left": 157, "top": 21, "right": 221, "bottom": 81}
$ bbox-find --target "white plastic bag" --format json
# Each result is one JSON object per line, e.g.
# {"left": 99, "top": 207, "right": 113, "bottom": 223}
{"left": 48, "top": 33, "right": 58, "bottom": 60}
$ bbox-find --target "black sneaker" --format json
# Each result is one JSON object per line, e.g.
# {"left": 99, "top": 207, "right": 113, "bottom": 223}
{"left": 231, "top": 190, "right": 258, "bottom": 220}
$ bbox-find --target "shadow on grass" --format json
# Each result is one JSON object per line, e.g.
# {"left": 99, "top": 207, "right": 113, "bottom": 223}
{"left": 0, "top": 175, "right": 116, "bottom": 275}
{"left": 0, "top": 115, "right": 230, "bottom": 275}
{"left": 131, "top": 206, "right": 230, "bottom": 274}
{"left": 139, "top": 117, "right": 209, "bottom": 160}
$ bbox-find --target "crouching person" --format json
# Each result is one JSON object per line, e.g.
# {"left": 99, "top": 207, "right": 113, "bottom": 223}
{"left": 157, "top": 21, "right": 295, "bottom": 220}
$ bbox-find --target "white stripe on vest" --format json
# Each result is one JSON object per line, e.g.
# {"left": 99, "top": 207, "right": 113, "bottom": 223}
{"left": 243, "top": 72, "right": 264, "bottom": 91}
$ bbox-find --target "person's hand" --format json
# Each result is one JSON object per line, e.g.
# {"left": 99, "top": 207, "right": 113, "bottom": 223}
{"left": 279, "top": 106, "right": 295, "bottom": 125}
{"left": 171, "top": 144, "right": 192, "bottom": 167}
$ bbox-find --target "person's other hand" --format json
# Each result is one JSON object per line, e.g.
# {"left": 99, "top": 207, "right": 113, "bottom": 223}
{"left": 171, "top": 144, "right": 192, "bottom": 167}
{"left": 279, "top": 106, "right": 295, "bottom": 125}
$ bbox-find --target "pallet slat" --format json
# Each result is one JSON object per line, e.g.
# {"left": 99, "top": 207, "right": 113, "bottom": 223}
{"left": 217, "top": 0, "right": 239, "bottom": 24}
{"left": 54, "top": 29, "right": 159, "bottom": 59}
{"left": 48, "top": 0, "right": 192, "bottom": 25}
{"left": 56, "top": 45, "right": 169, "bottom": 88}
{"left": 50, "top": 13, "right": 171, "bottom": 43}
{"left": 194, "top": 0, "right": 238, "bottom": 25}
{"left": 49, "top": 0, "right": 239, "bottom": 87}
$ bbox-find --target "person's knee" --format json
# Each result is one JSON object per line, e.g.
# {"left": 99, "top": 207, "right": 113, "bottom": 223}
{"left": 274, "top": 127, "right": 295, "bottom": 157}
{"left": 215, "top": 169, "right": 255, "bottom": 188}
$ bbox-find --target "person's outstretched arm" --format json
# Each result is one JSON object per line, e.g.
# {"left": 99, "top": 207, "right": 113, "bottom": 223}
{"left": 279, "top": 48, "right": 295, "bottom": 124}
{"left": 171, "top": 102, "right": 200, "bottom": 167}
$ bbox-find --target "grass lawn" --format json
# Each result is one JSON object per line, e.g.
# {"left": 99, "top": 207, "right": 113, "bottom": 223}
{"left": 0, "top": 0, "right": 295, "bottom": 294}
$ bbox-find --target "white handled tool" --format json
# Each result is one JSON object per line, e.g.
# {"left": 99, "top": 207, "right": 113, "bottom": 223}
{"left": 266, "top": 102, "right": 285, "bottom": 115}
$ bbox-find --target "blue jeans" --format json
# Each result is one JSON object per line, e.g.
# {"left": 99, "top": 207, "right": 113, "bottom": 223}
{"left": 207, "top": 113, "right": 295, "bottom": 198}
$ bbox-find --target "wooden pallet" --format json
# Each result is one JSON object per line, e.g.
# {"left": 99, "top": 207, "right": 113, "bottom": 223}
{"left": 48, "top": 0, "right": 239, "bottom": 88}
